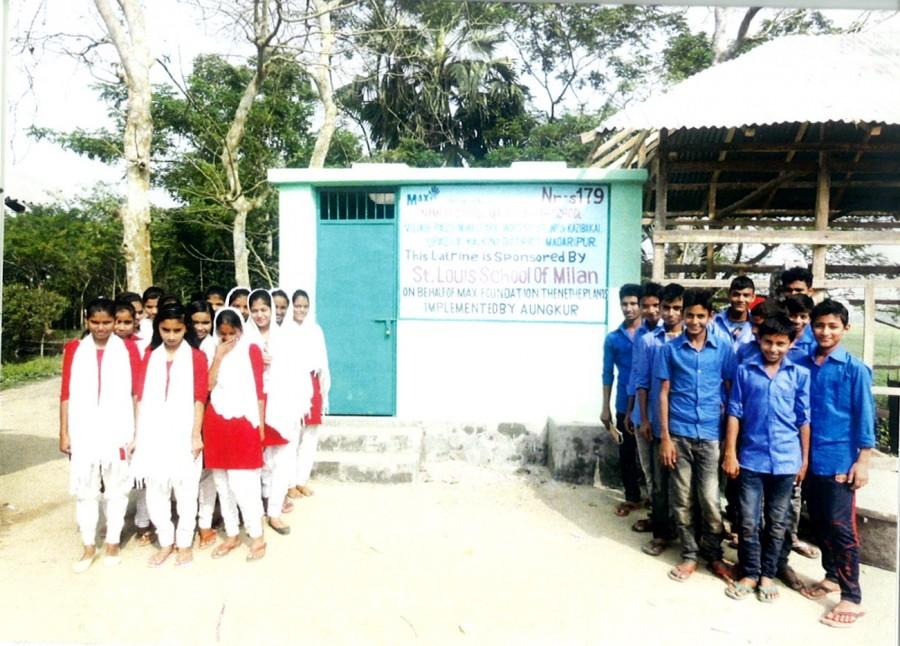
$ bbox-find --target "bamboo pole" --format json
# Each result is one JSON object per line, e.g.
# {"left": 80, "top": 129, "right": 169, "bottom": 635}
{"left": 863, "top": 279, "right": 877, "bottom": 368}
{"left": 652, "top": 131, "right": 668, "bottom": 281}
{"left": 812, "top": 152, "right": 830, "bottom": 286}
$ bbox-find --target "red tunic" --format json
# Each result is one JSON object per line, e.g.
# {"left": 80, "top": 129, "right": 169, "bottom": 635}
{"left": 202, "top": 344, "right": 266, "bottom": 470}
{"left": 304, "top": 372, "right": 323, "bottom": 426}
{"left": 135, "top": 345, "right": 209, "bottom": 403}
{"left": 60, "top": 337, "right": 144, "bottom": 402}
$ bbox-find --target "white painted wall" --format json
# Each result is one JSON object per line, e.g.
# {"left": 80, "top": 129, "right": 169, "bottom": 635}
{"left": 277, "top": 186, "right": 319, "bottom": 320}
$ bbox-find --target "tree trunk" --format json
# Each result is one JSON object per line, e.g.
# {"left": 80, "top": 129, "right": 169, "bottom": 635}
{"left": 308, "top": 0, "right": 338, "bottom": 169}
{"left": 93, "top": 0, "right": 154, "bottom": 292}
{"left": 233, "top": 199, "right": 251, "bottom": 287}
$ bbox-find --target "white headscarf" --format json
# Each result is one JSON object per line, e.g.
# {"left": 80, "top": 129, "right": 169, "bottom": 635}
{"left": 209, "top": 307, "right": 260, "bottom": 427}
{"left": 290, "top": 293, "right": 331, "bottom": 412}
{"left": 225, "top": 286, "right": 251, "bottom": 321}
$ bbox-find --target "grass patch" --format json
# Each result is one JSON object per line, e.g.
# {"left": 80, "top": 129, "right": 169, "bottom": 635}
{"left": 0, "top": 355, "right": 62, "bottom": 390}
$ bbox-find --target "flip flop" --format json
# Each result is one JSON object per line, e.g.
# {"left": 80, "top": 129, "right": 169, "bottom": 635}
{"left": 820, "top": 610, "right": 865, "bottom": 628}
{"left": 267, "top": 518, "right": 291, "bottom": 535}
{"left": 282, "top": 499, "right": 295, "bottom": 514}
{"left": 641, "top": 539, "right": 668, "bottom": 557}
{"left": 791, "top": 540, "right": 820, "bottom": 559}
{"left": 756, "top": 585, "right": 779, "bottom": 603}
{"left": 198, "top": 529, "right": 217, "bottom": 550}
{"left": 668, "top": 562, "right": 697, "bottom": 583}
{"left": 246, "top": 541, "right": 267, "bottom": 562}
{"left": 615, "top": 501, "right": 641, "bottom": 517}
{"left": 147, "top": 548, "right": 173, "bottom": 568}
{"left": 72, "top": 553, "right": 97, "bottom": 574}
{"left": 801, "top": 581, "right": 840, "bottom": 600}
{"left": 175, "top": 549, "right": 193, "bottom": 568}
{"left": 725, "top": 581, "right": 755, "bottom": 600}
{"left": 631, "top": 518, "right": 652, "bottom": 533}
{"left": 212, "top": 539, "right": 240, "bottom": 559}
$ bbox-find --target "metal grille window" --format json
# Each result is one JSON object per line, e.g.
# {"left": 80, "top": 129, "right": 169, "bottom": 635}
{"left": 319, "top": 189, "right": 396, "bottom": 221}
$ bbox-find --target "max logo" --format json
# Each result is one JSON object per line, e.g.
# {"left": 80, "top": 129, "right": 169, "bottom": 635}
{"left": 406, "top": 186, "right": 440, "bottom": 205}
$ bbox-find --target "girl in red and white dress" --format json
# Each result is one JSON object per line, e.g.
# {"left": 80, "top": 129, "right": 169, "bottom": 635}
{"left": 203, "top": 307, "right": 267, "bottom": 561}
{"left": 245, "top": 289, "right": 310, "bottom": 535}
{"left": 131, "top": 303, "right": 208, "bottom": 568}
{"left": 59, "top": 297, "right": 143, "bottom": 573}
{"left": 288, "top": 289, "right": 330, "bottom": 499}
{"left": 186, "top": 299, "right": 219, "bottom": 549}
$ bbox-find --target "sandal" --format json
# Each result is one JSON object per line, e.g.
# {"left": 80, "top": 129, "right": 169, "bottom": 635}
{"left": 246, "top": 541, "right": 267, "bottom": 562}
{"left": 756, "top": 585, "right": 779, "bottom": 603}
{"left": 282, "top": 499, "right": 295, "bottom": 514}
{"left": 641, "top": 538, "right": 668, "bottom": 557}
{"left": 175, "top": 548, "right": 193, "bottom": 568}
{"left": 801, "top": 581, "right": 840, "bottom": 600}
{"left": 212, "top": 538, "right": 240, "bottom": 559}
{"left": 297, "top": 485, "right": 314, "bottom": 497}
{"left": 631, "top": 518, "right": 652, "bottom": 533}
{"left": 198, "top": 528, "right": 217, "bottom": 550}
{"left": 725, "top": 581, "right": 756, "bottom": 600}
{"left": 287, "top": 487, "right": 302, "bottom": 499}
{"left": 791, "top": 540, "right": 820, "bottom": 559}
{"left": 135, "top": 528, "right": 154, "bottom": 546}
{"left": 72, "top": 552, "right": 97, "bottom": 574}
{"left": 614, "top": 501, "right": 641, "bottom": 517}
{"left": 267, "top": 518, "right": 291, "bottom": 535}
{"left": 668, "top": 561, "right": 697, "bottom": 583}
{"left": 147, "top": 547, "right": 174, "bottom": 568}
{"left": 820, "top": 609, "right": 865, "bottom": 628}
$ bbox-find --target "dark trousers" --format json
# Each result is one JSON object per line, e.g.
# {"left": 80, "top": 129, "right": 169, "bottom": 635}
{"left": 807, "top": 474, "right": 862, "bottom": 604}
{"left": 616, "top": 413, "right": 642, "bottom": 503}
{"left": 650, "top": 437, "right": 675, "bottom": 540}
{"left": 738, "top": 470, "right": 794, "bottom": 580}
{"left": 777, "top": 481, "right": 803, "bottom": 570}
{"left": 669, "top": 436, "right": 724, "bottom": 562}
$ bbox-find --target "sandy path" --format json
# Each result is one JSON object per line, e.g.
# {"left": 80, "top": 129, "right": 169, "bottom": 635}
{"left": 1, "top": 378, "right": 897, "bottom": 645}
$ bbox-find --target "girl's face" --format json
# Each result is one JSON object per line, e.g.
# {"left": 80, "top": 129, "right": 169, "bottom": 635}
{"left": 293, "top": 296, "right": 310, "bottom": 324}
{"left": 217, "top": 323, "right": 242, "bottom": 344}
{"left": 231, "top": 295, "right": 249, "bottom": 321}
{"left": 87, "top": 311, "right": 115, "bottom": 344}
{"left": 159, "top": 318, "right": 187, "bottom": 350}
{"left": 273, "top": 295, "right": 289, "bottom": 325}
{"left": 131, "top": 300, "right": 144, "bottom": 324}
{"left": 114, "top": 310, "right": 135, "bottom": 338}
{"left": 206, "top": 294, "right": 225, "bottom": 311}
{"left": 191, "top": 311, "right": 212, "bottom": 340}
{"left": 250, "top": 299, "right": 272, "bottom": 330}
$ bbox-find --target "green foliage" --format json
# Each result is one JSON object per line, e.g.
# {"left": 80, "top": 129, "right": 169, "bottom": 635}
{"left": 478, "top": 113, "right": 598, "bottom": 167}
{"left": 1, "top": 284, "right": 69, "bottom": 361}
{"left": 0, "top": 355, "right": 64, "bottom": 390}
{"left": 662, "top": 31, "right": 715, "bottom": 84}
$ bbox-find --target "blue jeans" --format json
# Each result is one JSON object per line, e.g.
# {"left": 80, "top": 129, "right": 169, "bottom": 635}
{"left": 738, "top": 470, "right": 794, "bottom": 580}
{"left": 807, "top": 474, "right": 862, "bottom": 604}
{"left": 669, "top": 436, "right": 723, "bottom": 562}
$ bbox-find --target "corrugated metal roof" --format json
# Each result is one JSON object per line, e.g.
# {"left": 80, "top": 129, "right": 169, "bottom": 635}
{"left": 592, "top": 32, "right": 900, "bottom": 133}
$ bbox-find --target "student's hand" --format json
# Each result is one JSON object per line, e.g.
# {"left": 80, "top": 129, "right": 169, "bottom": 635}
{"left": 638, "top": 420, "right": 652, "bottom": 442}
{"left": 259, "top": 425, "right": 266, "bottom": 443}
{"left": 192, "top": 436, "right": 204, "bottom": 459}
{"left": 600, "top": 409, "right": 612, "bottom": 432}
{"left": 722, "top": 453, "right": 740, "bottom": 479}
{"left": 215, "top": 337, "right": 237, "bottom": 358}
{"left": 623, "top": 415, "right": 635, "bottom": 435}
{"left": 848, "top": 460, "right": 869, "bottom": 490}
{"left": 659, "top": 437, "right": 677, "bottom": 470}
{"left": 59, "top": 432, "right": 71, "bottom": 456}
{"left": 262, "top": 350, "right": 272, "bottom": 366}
{"left": 796, "top": 461, "right": 808, "bottom": 485}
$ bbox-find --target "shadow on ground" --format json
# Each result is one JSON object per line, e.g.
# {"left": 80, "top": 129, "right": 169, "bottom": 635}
{"left": 0, "top": 432, "right": 63, "bottom": 476}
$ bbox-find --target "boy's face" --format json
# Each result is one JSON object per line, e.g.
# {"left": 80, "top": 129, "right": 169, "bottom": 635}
{"left": 619, "top": 295, "right": 640, "bottom": 322}
{"left": 661, "top": 298, "right": 683, "bottom": 329}
{"left": 114, "top": 309, "right": 135, "bottom": 338}
{"left": 812, "top": 313, "right": 848, "bottom": 354}
{"left": 640, "top": 296, "right": 660, "bottom": 326}
{"left": 759, "top": 333, "right": 792, "bottom": 365}
{"left": 783, "top": 280, "right": 810, "bottom": 297}
{"left": 728, "top": 288, "right": 755, "bottom": 316}
{"left": 788, "top": 311, "right": 811, "bottom": 337}
{"left": 207, "top": 294, "right": 225, "bottom": 311}
{"left": 683, "top": 305, "right": 710, "bottom": 337}
{"left": 144, "top": 297, "right": 159, "bottom": 320}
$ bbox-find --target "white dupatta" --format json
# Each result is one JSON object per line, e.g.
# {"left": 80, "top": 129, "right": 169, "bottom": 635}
{"left": 210, "top": 307, "right": 260, "bottom": 427}
{"left": 131, "top": 341, "right": 197, "bottom": 487}
{"left": 293, "top": 318, "right": 331, "bottom": 412}
{"left": 67, "top": 333, "right": 134, "bottom": 491}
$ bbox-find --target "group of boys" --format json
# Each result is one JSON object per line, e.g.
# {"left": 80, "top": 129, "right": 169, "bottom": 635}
{"left": 601, "top": 267, "right": 875, "bottom": 628}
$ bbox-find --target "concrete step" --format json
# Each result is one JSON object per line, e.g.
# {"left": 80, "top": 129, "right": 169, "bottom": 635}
{"left": 312, "top": 418, "right": 424, "bottom": 483}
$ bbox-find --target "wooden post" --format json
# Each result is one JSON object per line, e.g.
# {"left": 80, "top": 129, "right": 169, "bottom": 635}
{"left": 863, "top": 279, "right": 876, "bottom": 368}
{"left": 652, "top": 130, "right": 668, "bottom": 281}
{"left": 812, "top": 152, "right": 830, "bottom": 288}
{"left": 706, "top": 182, "right": 717, "bottom": 278}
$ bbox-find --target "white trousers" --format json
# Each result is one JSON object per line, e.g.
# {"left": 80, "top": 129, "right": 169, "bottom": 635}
{"left": 134, "top": 487, "right": 150, "bottom": 529}
{"left": 212, "top": 469, "right": 263, "bottom": 539}
{"left": 73, "top": 461, "right": 131, "bottom": 546}
{"left": 145, "top": 459, "right": 202, "bottom": 549}
{"left": 262, "top": 442, "right": 297, "bottom": 520}
{"left": 294, "top": 425, "right": 319, "bottom": 486}
{"left": 197, "top": 467, "right": 217, "bottom": 530}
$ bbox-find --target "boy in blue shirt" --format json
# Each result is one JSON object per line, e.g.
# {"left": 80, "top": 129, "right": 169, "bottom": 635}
{"left": 722, "top": 315, "right": 811, "bottom": 602}
{"left": 784, "top": 294, "right": 815, "bottom": 363}
{"left": 602, "top": 284, "right": 646, "bottom": 517}
{"left": 657, "top": 289, "right": 736, "bottom": 583}
{"left": 712, "top": 275, "right": 755, "bottom": 351}
{"left": 633, "top": 283, "right": 684, "bottom": 551}
{"left": 796, "top": 300, "right": 875, "bottom": 628}
{"left": 780, "top": 266, "right": 815, "bottom": 346}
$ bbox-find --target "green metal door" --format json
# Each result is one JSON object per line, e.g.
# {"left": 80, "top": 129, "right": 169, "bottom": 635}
{"left": 316, "top": 189, "right": 397, "bottom": 415}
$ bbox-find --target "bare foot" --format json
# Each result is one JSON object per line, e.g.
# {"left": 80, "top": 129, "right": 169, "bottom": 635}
{"left": 668, "top": 560, "right": 698, "bottom": 582}
{"left": 820, "top": 600, "right": 865, "bottom": 628}
{"left": 802, "top": 579, "right": 841, "bottom": 600}
{"left": 148, "top": 545, "right": 174, "bottom": 568}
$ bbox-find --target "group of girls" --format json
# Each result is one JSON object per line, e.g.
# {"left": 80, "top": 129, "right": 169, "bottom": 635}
{"left": 59, "top": 286, "right": 330, "bottom": 572}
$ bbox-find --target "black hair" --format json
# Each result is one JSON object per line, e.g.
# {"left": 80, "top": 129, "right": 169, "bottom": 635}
{"left": 142, "top": 286, "right": 164, "bottom": 304}
{"left": 248, "top": 289, "right": 272, "bottom": 309}
{"left": 751, "top": 298, "right": 786, "bottom": 320}
{"left": 780, "top": 266, "right": 813, "bottom": 289}
{"left": 158, "top": 294, "right": 180, "bottom": 308}
{"left": 682, "top": 289, "right": 714, "bottom": 313}
{"left": 784, "top": 294, "right": 814, "bottom": 316}
{"left": 271, "top": 289, "right": 289, "bottom": 302}
{"left": 640, "top": 282, "right": 663, "bottom": 302}
{"left": 216, "top": 308, "right": 244, "bottom": 331}
{"left": 186, "top": 299, "right": 214, "bottom": 321}
{"left": 811, "top": 299, "right": 849, "bottom": 327}
{"left": 116, "top": 291, "right": 142, "bottom": 307}
{"left": 114, "top": 300, "right": 135, "bottom": 317}
{"left": 661, "top": 283, "right": 685, "bottom": 304}
{"left": 228, "top": 288, "right": 250, "bottom": 305}
{"left": 85, "top": 297, "right": 116, "bottom": 319}
{"left": 150, "top": 303, "right": 199, "bottom": 350}
{"left": 205, "top": 285, "right": 227, "bottom": 300}
{"left": 729, "top": 275, "right": 755, "bottom": 293}
{"left": 619, "top": 283, "right": 642, "bottom": 301}
{"left": 292, "top": 289, "right": 310, "bottom": 303}
{"left": 758, "top": 314, "right": 797, "bottom": 342}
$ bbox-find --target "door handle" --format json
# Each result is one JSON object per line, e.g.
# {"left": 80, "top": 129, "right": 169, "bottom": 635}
{"left": 373, "top": 319, "right": 394, "bottom": 337}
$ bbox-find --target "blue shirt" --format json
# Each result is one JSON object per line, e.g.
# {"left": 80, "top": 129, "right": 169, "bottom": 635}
{"left": 603, "top": 321, "right": 643, "bottom": 412}
{"left": 727, "top": 355, "right": 810, "bottom": 475}
{"left": 656, "top": 331, "right": 736, "bottom": 441}
{"left": 795, "top": 346, "right": 876, "bottom": 476}
{"left": 736, "top": 339, "right": 761, "bottom": 365}
{"left": 711, "top": 310, "right": 754, "bottom": 351}
{"left": 625, "top": 320, "right": 661, "bottom": 424}
{"left": 787, "top": 335, "right": 814, "bottom": 364}
{"left": 629, "top": 326, "right": 677, "bottom": 436}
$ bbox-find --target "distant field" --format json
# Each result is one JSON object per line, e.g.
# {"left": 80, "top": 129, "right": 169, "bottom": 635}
{"left": 842, "top": 324, "right": 900, "bottom": 388}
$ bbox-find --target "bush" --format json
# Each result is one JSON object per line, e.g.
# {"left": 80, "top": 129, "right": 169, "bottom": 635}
{"left": 2, "top": 284, "right": 69, "bottom": 361}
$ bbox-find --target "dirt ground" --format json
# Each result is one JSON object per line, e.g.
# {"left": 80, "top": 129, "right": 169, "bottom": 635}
{"left": 1, "top": 378, "right": 898, "bottom": 646}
